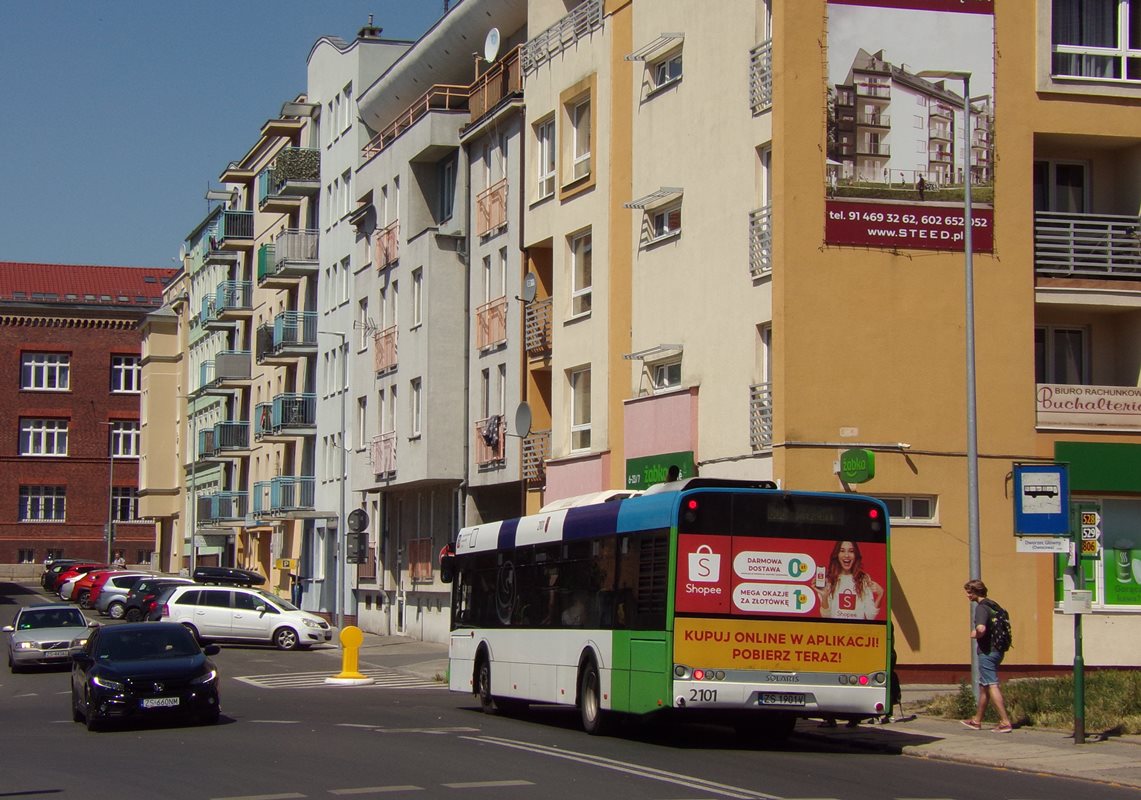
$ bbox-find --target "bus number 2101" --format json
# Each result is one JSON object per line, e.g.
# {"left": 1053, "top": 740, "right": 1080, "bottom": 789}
{"left": 689, "top": 688, "right": 718, "bottom": 703}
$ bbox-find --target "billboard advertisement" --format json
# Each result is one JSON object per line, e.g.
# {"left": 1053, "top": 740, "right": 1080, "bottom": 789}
{"left": 826, "top": 0, "right": 995, "bottom": 251}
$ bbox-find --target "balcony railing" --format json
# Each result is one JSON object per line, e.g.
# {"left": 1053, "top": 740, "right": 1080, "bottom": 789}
{"left": 275, "top": 228, "right": 319, "bottom": 269}
{"left": 521, "top": 429, "right": 551, "bottom": 486}
{"left": 374, "top": 326, "right": 398, "bottom": 374}
{"left": 468, "top": 45, "right": 522, "bottom": 124}
{"left": 198, "top": 492, "right": 248, "bottom": 524}
{"left": 856, "top": 82, "right": 891, "bottom": 99}
{"left": 257, "top": 244, "right": 276, "bottom": 283}
{"left": 856, "top": 113, "right": 890, "bottom": 127}
{"left": 474, "top": 415, "right": 506, "bottom": 467}
{"left": 521, "top": 0, "right": 603, "bottom": 74}
{"left": 197, "top": 428, "right": 217, "bottom": 459}
{"left": 362, "top": 86, "right": 469, "bottom": 160}
{"left": 476, "top": 179, "right": 508, "bottom": 237}
{"left": 1034, "top": 211, "right": 1141, "bottom": 278}
{"left": 275, "top": 311, "right": 318, "bottom": 349}
{"left": 375, "top": 220, "right": 399, "bottom": 267}
{"left": 476, "top": 296, "right": 508, "bottom": 350}
{"left": 215, "top": 210, "right": 253, "bottom": 246}
{"left": 198, "top": 351, "right": 251, "bottom": 391}
{"left": 749, "top": 39, "right": 773, "bottom": 114}
{"left": 371, "top": 432, "right": 397, "bottom": 477}
{"left": 524, "top": 297, "right": 553, "bottom": 357}
{"left": 749, "top": 382, "right": 773, "bottom": 451}
{"left": 214, "top": 281, "right": 251, "bottom": 315}
{"left": 254, "top": 394, "right": 317, "bottom": 437}
{"left": 857, "top": 142, "right": 891, "bottom": 156}
{"left": 749, "top": 206, "right": 772, "bottom": 278}
{"left": 257, "top": 147, "right": 320, "bottom": 205}
{"left": 253, "top": 476, "right": 315, "bottom": 516}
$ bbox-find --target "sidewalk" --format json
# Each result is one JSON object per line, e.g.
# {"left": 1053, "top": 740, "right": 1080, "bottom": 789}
{"left": 353, "top": 634, "right": 1141, "bottom": 789}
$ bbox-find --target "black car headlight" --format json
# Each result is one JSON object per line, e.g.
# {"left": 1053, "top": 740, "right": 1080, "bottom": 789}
{"left": 92, "top": 675, "right": 126, "bottom": 692}
{"left": 191, "top": 669, "right": 218, "bottom": 686}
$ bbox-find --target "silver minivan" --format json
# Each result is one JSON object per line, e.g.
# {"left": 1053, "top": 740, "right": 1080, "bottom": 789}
{"left": 159, "top": 586, "right": 332, "bottom": 650}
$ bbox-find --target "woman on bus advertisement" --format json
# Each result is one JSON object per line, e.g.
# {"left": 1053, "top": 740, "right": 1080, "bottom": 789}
{"left": 814, "top": 540, "right": 884, "bottom": 620}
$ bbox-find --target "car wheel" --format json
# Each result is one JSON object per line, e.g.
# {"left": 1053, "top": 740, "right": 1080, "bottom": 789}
{"left": 124, "top": 607, "right": 142, "bottom": 622}
{"left": 78, "top": 591, "right": 91, "bottom": 609}
{"left": 199, "top": 707, "right": 221, "bottom": 725}
{"left": 84, "top": 689, "right": 101, "bottom": 732}
{"left": 9, "top": 655, "right": 21, "bottom": 674}
{"left": 107, "top": 602, "right": 125, "bottom": 620}
{"left": 273, "top": 627, "right": 300, "bottom": 650}
{"left": 71, "top": 687, "right": 84, "bottom": 723}
{"left": 579, "top": 657, "right": 610, "bottom": 735}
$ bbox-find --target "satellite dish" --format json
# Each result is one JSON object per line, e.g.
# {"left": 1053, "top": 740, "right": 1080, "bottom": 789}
{"left": 178, "top": 244, "right": 188, "bottom": 263}
{"left": 521, "top": 272, "right": 537, "bottom": 304}
{"left": 483, "top": 27, "right": 501, "bottom": 63}
{"left": 513, "top": 402, "right": 532, "bottom": 438}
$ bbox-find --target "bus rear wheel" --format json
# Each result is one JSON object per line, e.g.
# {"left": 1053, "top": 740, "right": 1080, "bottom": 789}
{"left": 476, "top": 656, "right": 498, "bottom": 714}
{"left": 579, "top": 658, "right": 610, "bottom": 735}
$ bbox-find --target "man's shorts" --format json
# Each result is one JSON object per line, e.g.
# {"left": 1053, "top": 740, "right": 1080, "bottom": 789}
{"left": 978, "top": 649, "right": 1004, "bottom": 686}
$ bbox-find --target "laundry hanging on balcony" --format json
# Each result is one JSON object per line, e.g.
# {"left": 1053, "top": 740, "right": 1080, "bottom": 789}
{"left": 481, "top": 415, "right": 501, "bottom": 447}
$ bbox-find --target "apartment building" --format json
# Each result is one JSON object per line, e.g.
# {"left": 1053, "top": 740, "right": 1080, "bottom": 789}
{"left": 0, "top": 262, "right": 175, "bottom": 567}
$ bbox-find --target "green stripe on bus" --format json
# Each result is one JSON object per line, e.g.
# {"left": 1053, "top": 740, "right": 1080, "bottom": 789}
{"left": 611, "top": 630, "right": 672, "bottom": 714}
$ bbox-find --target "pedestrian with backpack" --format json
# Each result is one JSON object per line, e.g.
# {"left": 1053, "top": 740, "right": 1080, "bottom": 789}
{"left": 961, "top": 579, "right": 1014, "bottom": 733}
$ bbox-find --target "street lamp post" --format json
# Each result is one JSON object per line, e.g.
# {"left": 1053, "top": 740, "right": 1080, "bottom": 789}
{"left": 106, "top": 441, "right": 116, "bottom": 565}
{"left": 319, "top": 330, "right": 348, "bottom": 631}
{"left": 920, "top": 69, "right": 979, "bottom": 689}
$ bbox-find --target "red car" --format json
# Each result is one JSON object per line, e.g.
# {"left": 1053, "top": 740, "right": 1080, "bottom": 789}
{"left": 69, "top": 569, "right": 117, "bottom": 605}
{"left": 81, "top": 570, "right": 147, "bottom": 608}
{"left": 46, "top": 563, "right": 105, "bottom": 594}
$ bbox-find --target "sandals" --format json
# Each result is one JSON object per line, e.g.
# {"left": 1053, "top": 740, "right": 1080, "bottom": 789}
{"left": 960, "top": 719, "right": 982, "bottom": 730}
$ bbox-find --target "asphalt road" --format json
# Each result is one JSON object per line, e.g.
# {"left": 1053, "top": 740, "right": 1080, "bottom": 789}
{"left": 3, "top": 583, "right": 1137, "bottom": 800}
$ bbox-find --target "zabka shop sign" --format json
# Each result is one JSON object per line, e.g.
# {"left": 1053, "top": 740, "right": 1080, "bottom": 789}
{"left": 826, "top": 200, "right": 994, "bottom": 252}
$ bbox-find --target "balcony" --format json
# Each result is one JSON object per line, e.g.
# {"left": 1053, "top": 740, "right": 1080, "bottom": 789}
{"left": 254, "top": 394, "right": 317, "bottom": 441}
{"left": 200, "top": 421, "right": 250, "bottom": 459}
{"left": 474, "top": 415, "right": 505, "bottom": 467}
{"left": 257, "top": 147, "right": 320, "bottom": 212}
{"left": 856, "top": 142, "right": 891, "bottom": 157}
{"left": 476, "top": 296, "right": 508, "bottom": 351}
{"left": 524, "top": 297, "right": 552, "bottom": 358}
{"left": 362, "top": 86, "right": 469, "bottom": 160}
{"left": 929, "top": 149, "right": 953, "bottom": 164}
{"left": 196, "top": 428, "right": 218, "bottom": 460}
{"left": 214, "top": 210, "right": 254, "bottom": 250}
{"left": 371, "top": 432, "right": 397, "bottom": 477}
{"left": 468, "top": 45, "right": 522, "bottom": 127}
{"left": 856, "top": 113, "right": 890, "bottom": 128}
{"left": 258, "top": 229, "right": 319, "bottom": 287}
{"left": 930, "top": 125, "right": 952, "bottom": 141}
{"left": 1034, "top": 211, "right": 1141, "bottom": 279}
{"left": 749, "top": 39, "right": 773, "bottom": 115}
{"left": 930, "top": 102, "right": 954, "bottom": 120}
{"left": 256, "top": 311, "right": 317, "bottom": 364}
{"left": 522, "top": 0, "right": 603, "bottom": 74}
{"left": 522, "top": 429, "right": 551, "bottom": 486}
{"left": 749, "top": 206, "right": 772, "bottom": 278}
{"left": 374, "top": 326, "right": 398, "bottom": 374}
{"left": 375, "top": 220, "right": 399, "bottom": 268}
{"left": 855, "top": 81, "right": 890, "bottom": 100}
{"left": 1036, "top": 383, "right": 1141, "bottom": 430}
{"left": 253, "top": 476, "right": 315, "bottom": 517}
{"left": 201, "top": 281, "right": 252, "bottom": 329}
{"left": 476, "top": 179, "right": 508, "bottom": 238}
{"left": 198, "top": 492, "right": 248, "bottom": 524}
{"left": 749, "top": 382, "right": 773, "bottom": 451}
{"left": 197, "top": 351, "right": 252, "bottom": 393}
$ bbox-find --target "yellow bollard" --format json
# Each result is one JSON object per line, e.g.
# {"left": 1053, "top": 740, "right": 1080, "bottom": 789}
{"left": 324, "top": 625, "right": 375, "bottom": 685}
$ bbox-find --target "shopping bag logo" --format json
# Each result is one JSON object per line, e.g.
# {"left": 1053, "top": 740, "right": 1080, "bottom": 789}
{"left": 838, "top": 590, "right": 857, "bottom": 611}
{"left": 688, "top": 544, "right": 721, "bottom": 583}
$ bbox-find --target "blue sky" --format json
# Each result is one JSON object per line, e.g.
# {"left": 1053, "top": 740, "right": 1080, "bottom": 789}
{"left": 0, "top": 1, "right": 446, "bottom": 268}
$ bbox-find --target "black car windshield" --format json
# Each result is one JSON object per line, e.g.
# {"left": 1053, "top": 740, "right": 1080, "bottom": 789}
{"left": 18, "top": 608, "right": 86, "bottom": 629}
{"left": 96, "top": 628, "right": 200, "bottom": 660}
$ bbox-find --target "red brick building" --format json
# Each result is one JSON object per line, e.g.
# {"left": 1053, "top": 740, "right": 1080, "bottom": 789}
{"left": 0, "top": 262, "right": 177, "bottom": 565}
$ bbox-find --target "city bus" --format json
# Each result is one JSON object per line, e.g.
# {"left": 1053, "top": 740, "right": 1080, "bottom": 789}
{"left": 441, "top": 478, "right": 892, "bottom": 738}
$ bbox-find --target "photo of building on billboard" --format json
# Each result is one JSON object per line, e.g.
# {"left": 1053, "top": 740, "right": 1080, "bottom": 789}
{"left": 825, "top": 0, "right": 995, "bottom": 251}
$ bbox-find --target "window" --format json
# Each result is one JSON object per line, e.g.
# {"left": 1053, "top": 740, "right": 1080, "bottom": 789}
{"left": 340, "top": 256, "right": 351, "bottom": 304}
{"left": 650, "top": 204, "right": 682, "bottom": 241}
{"left": 109, "top": 421, "right": 141, "bottom": 458}
{"left": 1035, "top": 326, "right": 1089, "bottom": 384}
{"left": 1057, "top": 498, "right": 1141, "bottom": 610}
{"left": 570, "top": 366, "right": 591, "bottom": 451}
{"left": 19, "top": 486, "right": 66, "bottom": 522}
{"left": 651, "top": 359, "right": 682, "bottom": 391}
{"left": 1033, "top": 160, "right": 1088, "bottom": 213}
{"left": 876, "top": 495, "right": 937, "bottom": 524}
{"left": 482, "top": 255, "right": 493, "bottom": 303}
{"left": 1052, "top": 0, "right": 1141, "bottom": 81}
{"left": 480, "top": 369, "right": 491, "bottom": 419}
{"left": 570, "top": 231, "right": 592, "bottom": 316}
{"left": 340, "top": 169, "right": 352, "bottom": 218}
{"left": 18, "top": 549, "right": 35, "bottom": 564}
{"left": 20, "top": 419, "right": 69, "bottom": 456}
{"left": 412, "top": 268, "right": 423, "bottom": 327}
{"left": 536, "top": 117, "right": 556, "bottom": 198}
{"left": 21, "top": 353, "right": 70, "bottom": 391}
{"left": 498, "top": 247, "right": 508, "bottom": 298}
{"left": 438, "top": 156, "right": 456, "bottom": 222}
{"left": 358, "top": 299, "right": 370, "bottom": 351}
{"left": 110, "top": 355, "right": 141, "bottom": 393}
{"left": 111, "top": 488, "right": 140, "bottom": 522}
{"left": 357, "top": 397, "right": 367, "bottom": 450}
{"left": 341, "top": 83, "right": 353, "bottom": 132}
{"left": 652, "top": 52, "right": 683, "bottom": 90}
{"left": 410, "top": 378, "right": 422, "bottom": 437}
{"left": 571, "top": 98, "right": 592, "bottom": 180}
{"left": 135, "top": 549, "right": 153, "bottom": 565}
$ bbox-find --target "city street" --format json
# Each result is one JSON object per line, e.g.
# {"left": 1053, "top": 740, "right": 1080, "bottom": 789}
{"left": 3, "top": 582, "right": 1137, "bottom": 800}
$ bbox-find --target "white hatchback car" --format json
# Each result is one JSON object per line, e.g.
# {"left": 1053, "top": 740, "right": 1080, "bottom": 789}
{"left": 159, "top": 586, "right": 332, "bottom": 650}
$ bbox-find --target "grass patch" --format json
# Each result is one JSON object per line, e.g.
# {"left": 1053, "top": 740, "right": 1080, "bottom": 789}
{"left": 922, "top": 671, "right": 1141, "bottom": 734}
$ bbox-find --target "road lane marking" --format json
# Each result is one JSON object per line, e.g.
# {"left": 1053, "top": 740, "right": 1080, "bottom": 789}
{"left": 210, "top": 794, "right": 306, "bottom": 800}
{"left": 441, "top": 781, "right": 534, "bottom": 789}
{"left": 464, "top": 736, "right": 784, "bottom": 800}
{"left": 235, "top": 668, "right": 443, "bottom": 690}
{"left": 329, "top": 787, "right": 423, "bottom": 795}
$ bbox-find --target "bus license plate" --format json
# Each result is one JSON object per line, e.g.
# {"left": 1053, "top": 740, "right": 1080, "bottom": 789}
{"left": 760, "top": 692, "right": 805, "bottom": 706}
{"left": 142, "top": 697, "right": 179, "bottom": 709}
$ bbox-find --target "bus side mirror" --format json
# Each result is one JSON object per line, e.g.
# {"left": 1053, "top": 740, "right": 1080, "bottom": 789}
{"left": 440, "top": 554, "right": 455, "bottom": 584}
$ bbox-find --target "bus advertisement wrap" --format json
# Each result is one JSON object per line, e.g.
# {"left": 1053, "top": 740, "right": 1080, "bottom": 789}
{"left": 675, "top": 618, "right": 888, "bottom": 673}
{"left": 677, "top": 535, "right": 888, "bottom": 621}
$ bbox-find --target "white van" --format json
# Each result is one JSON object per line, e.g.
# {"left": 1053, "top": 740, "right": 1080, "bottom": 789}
{"left": 159, "top": 586, "right": 332, "bottom": 650}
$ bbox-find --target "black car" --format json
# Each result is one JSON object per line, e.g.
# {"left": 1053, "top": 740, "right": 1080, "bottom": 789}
{"left": 40, "top": 559, "right": 81, "bottom": 590}
{"left": 192, "top": 566, "right": 265, "bottom": 586}
{"left": 71, "top": 622, "right": 221, "bottom": 731}
{"left": 122, "top": 578, "right": 194, "bottom": 622}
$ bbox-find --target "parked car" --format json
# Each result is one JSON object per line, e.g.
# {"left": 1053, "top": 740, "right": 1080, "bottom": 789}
{"left": 160, "top": 585, "right": 332, "bottom": 650}
{"left": 69, "top": 569, "right": 125, "bottom": 606}
{"left": 121, "top": 577, "right": 196, "bottom": 622}
{"left": 45, "top": 562, "right": 104, "bottom": 594}
{"left": 70, "top": 622, "right": 221, "bottom": 731}
{"left": 4, "top": 604, "right": 97, "bottom": 672}
{"left": 58, "top": 565, "right": 112, "bottom": 601}
{"left": 191, "top": 566, "right": 266, "bottom": 586}
{"left": 40, "top": 559, "right": 81, "bottom": 590}
{"left": 92, "top": 573, "right": 151, "bottom": 616}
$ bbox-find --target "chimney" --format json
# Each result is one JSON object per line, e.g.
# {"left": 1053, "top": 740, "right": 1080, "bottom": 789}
{"left": 358, "top": 14, "right": 383, "bottom": 40}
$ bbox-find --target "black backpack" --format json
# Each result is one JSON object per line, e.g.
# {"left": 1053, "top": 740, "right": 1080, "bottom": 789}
{"left": 983, "top": 599, "right": 1013, "bottom": 653}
